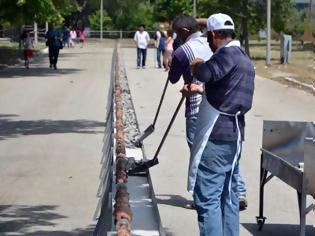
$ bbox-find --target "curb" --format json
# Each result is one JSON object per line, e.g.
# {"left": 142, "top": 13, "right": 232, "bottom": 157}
{"left": 284, "top": 77, "right": 314, "bottom": 93}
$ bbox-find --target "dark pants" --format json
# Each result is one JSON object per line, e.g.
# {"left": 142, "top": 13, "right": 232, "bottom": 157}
{"left": 49, "top": 46, "right": 60, "bottom": 66}
{"left": 137, "top": 48, "right": 147, "bottom": 67}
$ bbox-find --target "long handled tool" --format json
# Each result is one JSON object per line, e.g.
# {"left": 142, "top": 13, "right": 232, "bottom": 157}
{"left": 127, "top": 96, "right": 185, "bottom": 175}
{"left": 132, "top": 77, "right": 170, "bottom": 147}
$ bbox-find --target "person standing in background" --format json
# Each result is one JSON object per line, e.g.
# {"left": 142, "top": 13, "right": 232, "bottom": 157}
{"left": 69, "top": 27, "right": 77, "bottom": 47}
{"left": 163, "top": 29, "right": 174, "bottom": 71}
{"left": 79, "top": 29, "right": 85, "bottom": 48}
{"left": 154, "top": 24, "right": 166, "bottom": 68}
{"left": 134, "top": 24, "right": 150, "bottom": 69}
{"left": 46, "top": 23, "right": 62, "bottom": 70}
{"left": 63, "top": 26, "right": 70, "bottom": 48}
{"left": 23, "top": 32, "right": 33, "bottom": 69}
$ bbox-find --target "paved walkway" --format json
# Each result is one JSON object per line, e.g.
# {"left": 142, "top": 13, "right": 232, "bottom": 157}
{"left": 122, "top": 47, "right": 315, "bottom": 236}
{"left": 0, "top": 42, "right": 113, "bottom": 235}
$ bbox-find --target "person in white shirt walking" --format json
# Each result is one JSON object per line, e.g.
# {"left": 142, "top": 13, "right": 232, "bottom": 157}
{"left": 134, "top": 24, "right": 150, "bottom": 69}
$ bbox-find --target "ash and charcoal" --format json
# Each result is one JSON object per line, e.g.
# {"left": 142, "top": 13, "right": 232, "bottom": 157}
{"left": 117, "top": 65, "right": 140, "bottom": 148}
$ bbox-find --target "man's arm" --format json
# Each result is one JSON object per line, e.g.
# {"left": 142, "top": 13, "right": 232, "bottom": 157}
{"left": 133, "top": 32, "right": 138, "bottom": 47}
{"left": 193, "top": 49, "right": 235, "bottom": 83}
{"left": 168, "top": 47, "right": 190, "bottom": 84}
{"left": 146, "top": 32, "right": 150, "bottom": 44}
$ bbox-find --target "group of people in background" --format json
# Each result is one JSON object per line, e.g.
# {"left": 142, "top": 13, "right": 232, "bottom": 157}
{"left": 133, "top": 24, "right": 174, "bottom": 70}
{"left": 20, "top": 23, "right": 86, "bottom": 70}
{"left": 62, "top": 26, "right": 86, "bottom": 48}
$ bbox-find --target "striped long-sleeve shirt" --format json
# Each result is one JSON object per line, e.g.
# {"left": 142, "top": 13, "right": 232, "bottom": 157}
{"left": 168, "top": 32, "right": 213, "bottom": 117}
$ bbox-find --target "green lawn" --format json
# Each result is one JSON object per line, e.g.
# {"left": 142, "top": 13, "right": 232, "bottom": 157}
{"left": 250, "top": 40, "right": 314, "bottom": 85}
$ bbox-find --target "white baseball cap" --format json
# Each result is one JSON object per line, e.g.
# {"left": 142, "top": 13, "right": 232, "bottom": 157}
{"left": 207, "top": 13, "right": 235, "bottom": 31}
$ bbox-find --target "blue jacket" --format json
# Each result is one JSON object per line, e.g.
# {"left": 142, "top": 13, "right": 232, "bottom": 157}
{"left": 195, "top": 41, "right": 255, "bottom": 141}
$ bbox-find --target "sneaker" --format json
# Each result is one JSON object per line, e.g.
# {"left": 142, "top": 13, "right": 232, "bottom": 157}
{"left": 184, "top": 202, "right": 196, "bottom": 210}
{"left": 239, "top": 196, "right": 248, "bottom": 211}
{"left": 142, "top": 66, "right": 146, "bottom": 69}
{"left": 136, "top": 66, "right": 140, "bottom": 69}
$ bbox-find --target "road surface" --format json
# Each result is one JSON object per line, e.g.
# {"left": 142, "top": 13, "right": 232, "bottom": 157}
{"left": 0, "top": 41, "right": 113, "bottom": 235}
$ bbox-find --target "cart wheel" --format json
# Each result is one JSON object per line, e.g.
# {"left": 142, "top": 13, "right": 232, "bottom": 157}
{"left": 256, "top": 216, "right": 266, "bottom": 231}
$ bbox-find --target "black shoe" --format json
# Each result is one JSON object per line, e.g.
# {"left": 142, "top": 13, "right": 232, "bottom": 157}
{"left": 54, "top": 65, "right": 57, "bottom": 70}
{"left": 239, "top": 196, "right": 248, "bottom": 211}
{"left": 50, "top": 64, "right": 52, "bottom": 69}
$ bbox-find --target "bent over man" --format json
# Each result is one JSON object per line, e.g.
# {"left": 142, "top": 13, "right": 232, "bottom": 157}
{"left": 184, "top": 13, "right": 255, "bottom": 235}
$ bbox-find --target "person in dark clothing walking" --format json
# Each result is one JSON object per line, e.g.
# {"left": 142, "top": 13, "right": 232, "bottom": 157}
{"left": 46, "top": 23, "right": 62, "bottom": 70}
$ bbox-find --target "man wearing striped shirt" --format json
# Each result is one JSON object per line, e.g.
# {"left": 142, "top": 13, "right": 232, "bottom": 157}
{"left": 168, "top": 14, "right": 212, "bottom": 150}
{"left": 168, "top": 14, "right": 212, "bottom": 209}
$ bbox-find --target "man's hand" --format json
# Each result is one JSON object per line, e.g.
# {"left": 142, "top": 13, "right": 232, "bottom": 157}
{"left": 190, "top": 58, "right": 204, "bottom": 76}
{"left": 180, "top": 84, "right": 204, "bottom": 97}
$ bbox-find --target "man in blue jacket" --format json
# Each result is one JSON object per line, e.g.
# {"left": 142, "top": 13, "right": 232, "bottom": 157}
{"left": 182, "top": 13, "right": 255, "bottom": 235}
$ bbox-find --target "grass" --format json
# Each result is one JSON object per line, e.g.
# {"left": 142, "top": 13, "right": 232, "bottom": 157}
{"left": 250, "top": 40, "right": 314, "bottom": 86}
{"left": 0, "top": 41, "right": 46, "bottom": 67}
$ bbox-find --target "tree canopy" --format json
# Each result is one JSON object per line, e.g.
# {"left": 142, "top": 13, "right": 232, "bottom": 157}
{"left": 0, "top": 0, "right": 304, "bottom": 41}
{"left": 0, "top": 0, "right": 79, "bottom": 25}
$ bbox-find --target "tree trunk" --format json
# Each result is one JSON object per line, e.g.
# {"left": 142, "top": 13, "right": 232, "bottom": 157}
{"left": 241, "top": 16, "right": 250, "bottom": 58}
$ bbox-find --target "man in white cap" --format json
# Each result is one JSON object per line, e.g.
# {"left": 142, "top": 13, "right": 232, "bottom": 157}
{"left": 181, "top": 13, "right": 255, "bottom": 235}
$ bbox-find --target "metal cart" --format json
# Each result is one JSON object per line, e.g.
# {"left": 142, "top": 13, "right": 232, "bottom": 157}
{"left": 256, "top": 121, "right": 315, "bottom": 236}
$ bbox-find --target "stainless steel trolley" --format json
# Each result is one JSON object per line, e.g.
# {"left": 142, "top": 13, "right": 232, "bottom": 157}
{"left": 256, "top": 121, "right": 315, "bottom": 236}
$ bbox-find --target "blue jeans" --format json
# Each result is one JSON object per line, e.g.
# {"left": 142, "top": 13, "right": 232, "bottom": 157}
{"left": 156, "top": 48, "right": 164, "bottom": 68}
{"left": 193, "top": 140, "right": 240, "bottom": 236}
{"left": 186, "top": 114, "right": 247, "bottom": 198}
{"left": 235, "top": 165, "right": 246, "bottom": 197}
{"left": 137, "top": 48, "right": 147, "bottom": 67}
{"left": 186, "top": 114, "right": 198, "bottom": 150}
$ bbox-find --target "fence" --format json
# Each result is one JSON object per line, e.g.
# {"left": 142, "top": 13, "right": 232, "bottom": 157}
{"left": 0, "top": 27, "right": 157, "bottom": 42}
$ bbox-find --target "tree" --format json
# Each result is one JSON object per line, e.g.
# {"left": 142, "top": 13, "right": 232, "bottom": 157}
{"left": 0, "top": 0, "right": 79, "bottom": 25}
{"left": 154, "top": 0, "right": 193, "bottom": 23}
{"left": 104, "top": 0, "right": 154, "bottom": 30}
{"left": 197, "top": 0, "right": 293, "bottom": 57}
{"left": 88, "top": 10, "right": 113, "bottom": 30}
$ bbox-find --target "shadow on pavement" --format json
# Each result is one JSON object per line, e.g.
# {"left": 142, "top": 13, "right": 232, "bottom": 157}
{"left": 0, "top": 205, "right": 94, "bottom": 235}
{"left": 0, "top": 67, "right": 83, "bottom": 79}
{"left": 0, "top": 114, "right": 105, "bottom": 140}
{"left": 155, "top": 194, "right": 192, "bottom": 209}
{"left": 242, "top": 223, "right": 315, "bottom": 236}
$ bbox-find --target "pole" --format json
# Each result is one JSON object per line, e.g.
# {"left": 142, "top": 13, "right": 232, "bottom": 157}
{"left": 266, "top": 0, "right": 271, "bottom": 65}
{"left": 100, "top": 0, "right": 103, "bottom": 39}
{"left": 193, "top": 0, "right": 197, "bottom": 17}
{"left": 34, "top": 22, "right": 38, "bottom": 44}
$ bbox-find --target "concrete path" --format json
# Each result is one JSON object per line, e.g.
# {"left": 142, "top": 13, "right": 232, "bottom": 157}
{"left": 122, "top": 47, "right": 315, "bottom": 236}
{"left": 0, "top": 42, "right": 113, "bottom": 235}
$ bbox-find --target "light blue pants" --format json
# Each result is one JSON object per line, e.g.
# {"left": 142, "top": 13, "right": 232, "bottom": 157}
{"left": 156, "top": 48, "right": 164, "bottom": 68}
{"left": 193, "top": 140, "right": 240, "bottom": 236}
{"left": 186, "top": 114, "right": 246, "bottom": 197}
